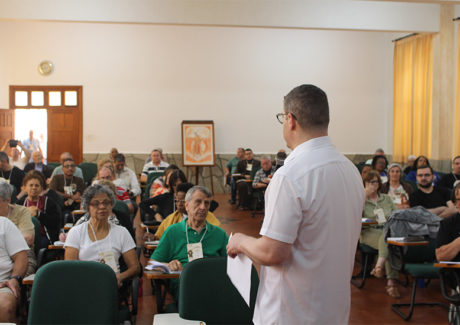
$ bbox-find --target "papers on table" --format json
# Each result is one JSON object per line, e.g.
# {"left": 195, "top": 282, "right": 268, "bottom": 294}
{"left": 227, "top": 235, "right": 252, "bottom": 307}
{"left": 145, "top": 260, "right": 181, "bottom": 274}
{"left": 145, "top": 240, "right": 159, "bottom": 245}
{"left": 387, "top": 236, "right": 426, "bottom": 243}
{"left": 53, "top": 241, "right": 65, "bottom": 246}
{"left": 439, "top": 261, "right": 460, "bottom": 265}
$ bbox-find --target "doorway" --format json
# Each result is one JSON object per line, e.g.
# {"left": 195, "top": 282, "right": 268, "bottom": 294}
{"left": 14, "top": 109, "right": 48, "bottom": 161}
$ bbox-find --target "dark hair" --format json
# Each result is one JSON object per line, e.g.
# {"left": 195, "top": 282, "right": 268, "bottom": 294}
{"left": 284, "top": 84, "right": 329, "bottom": 130}
{"left": 176, "top": 182, "right": 194, "bottom": 194}
{"left": 413, "top": 155, "right": 430, "bottom": 170}
{"left": 371, "top": 155, "right": 388, "bottom": 170}
{"left": 23, "top": 170, "right": 46, "bottom": 189}
{"left": 168, "top": 169, "right": 187, "bottom": 192}
{"left": 113, "top": 153, "right": 125, "bottom": 162}
{"left": 0, "top": 151, "right": 9, "bottom": 163}
{"left": 416, "top": 165, "right": 433, "bottom": 175}
{"left": 62, "top": 158, "right": 74, "bottom": 164}
{"left": 362, "top": 170, "right": 382, "bottom": 193}
{"left": 245, "top": 148, "right": 253, "bottom": 153}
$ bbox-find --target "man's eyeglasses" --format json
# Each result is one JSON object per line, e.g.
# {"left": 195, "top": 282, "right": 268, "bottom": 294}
{"left": 175, "top": 199, "right": 185, "bottom": 205}
{"left": 276, "top": 112, "right": 296, "bottom": 124}
{"left": 89, "top": 200, "right": 112, "bottom": 208}
{"left": 417, "top": 174, "right": 432, "bottom": 178}
{"left": 63, "top": 164, "right": 76, "bottom": 168}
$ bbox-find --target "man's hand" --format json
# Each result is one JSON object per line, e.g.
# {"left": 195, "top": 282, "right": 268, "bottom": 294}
{"left": 227, "top": 233, "right": 249, "bottom": 258}
{"left": 0, "top": 278, "right": 20, "bottom": 298}
{"left": 167, "top": 260, "right": 183, "bottom": 271}
{"left": 115, "top": 273, "right": 123, "bottom": 288}
{"left": 143, "top": 232, "right": 156, "bottom": 241}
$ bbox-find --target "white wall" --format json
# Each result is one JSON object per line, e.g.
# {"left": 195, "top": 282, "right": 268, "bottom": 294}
{"left": 0, "top": 20, "right": 394, "bottom": 154}
{"left": 0, "top": 0, "right": 440, "bottom": 32}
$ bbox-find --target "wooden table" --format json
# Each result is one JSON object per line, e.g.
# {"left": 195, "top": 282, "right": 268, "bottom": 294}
{"left": 48, "top": 245, "right": 65, "bottom": 250}
{"left": 434, "top": 263, "right": 460, "bottom": 268}
{"left": 23, "top": 274, "right": 35, "bottom": 285}
{"left": 386, "top": 240, "right": 429, "bottom": 247}
{"left": 141, "top": 223, "right": 159, "bottom": 232}
{"left": 362, "top": 219, "right": 378, "bottom": 226}
{"left": 144, "top": 269, "right": 180, "bottom": 314}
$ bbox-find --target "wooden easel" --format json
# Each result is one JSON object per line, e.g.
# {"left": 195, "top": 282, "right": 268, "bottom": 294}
{"left": 186, "top": 166, "right": 214, "bottom": 195}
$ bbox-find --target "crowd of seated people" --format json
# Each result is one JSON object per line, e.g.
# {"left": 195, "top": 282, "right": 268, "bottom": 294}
{"left": 4, "top": 139, "right": 460, "bottom": 321}
{"left": 357, "top": 151, "right": 460, "bottom": 300}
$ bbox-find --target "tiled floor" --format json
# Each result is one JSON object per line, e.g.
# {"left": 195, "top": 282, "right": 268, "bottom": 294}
{"left": 136, "top": 194, "right": 450, "bottom": 325}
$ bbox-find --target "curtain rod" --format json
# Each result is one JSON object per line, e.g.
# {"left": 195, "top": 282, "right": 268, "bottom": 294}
{"left": 392, "top": 33, "right": 417, "bottom": 43}
{"left": 454, "top": 17, "right": 460, "bottom": 21}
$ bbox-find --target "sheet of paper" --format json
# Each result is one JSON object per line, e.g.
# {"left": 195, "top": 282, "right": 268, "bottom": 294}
{"left": 439, "top": 261, "right": 460, "bottom": 265}
{"left": 227, "top": 244, "right": 252, "bottom": 306}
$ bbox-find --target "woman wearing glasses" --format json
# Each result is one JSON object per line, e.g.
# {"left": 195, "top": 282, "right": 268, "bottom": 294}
{"left": 361, "top": 170, "right": 399, "bottom": 297}
{"left": 64, "top": 184, "right": 139, "bottom": 287}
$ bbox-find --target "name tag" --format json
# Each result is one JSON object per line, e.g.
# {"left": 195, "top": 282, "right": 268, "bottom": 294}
{"left": 187, "top": 242, "right": 203, "bottom": 262}
{"left": 393, "top": 196, "right": 402, "bottom": 204}
{"left": 98, "top": 250, "right": 119, "bottom": 273}
{"left": 64, "top": 186, "right": 73, "bottom": 195}
{"left": 374, "top": 208, "right": 385, "bottom": 224}
{"left": 0, "top": 177, "right": 9, "bottom": 184}
{"left": 246, "top": 164, "right": 253, "bottom": 172}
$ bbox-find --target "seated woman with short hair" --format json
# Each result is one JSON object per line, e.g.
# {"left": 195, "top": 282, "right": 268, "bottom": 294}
{"left": 64, "top": 184, "right": 139, "bottom": 287}
{"left": 361, "top": 170, "right": 399, "bottom": 298}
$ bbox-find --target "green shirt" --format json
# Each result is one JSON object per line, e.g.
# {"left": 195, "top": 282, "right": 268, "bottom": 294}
{"left": 363, "top": 193, "right": 396, "bottom": 223}
{"left": 151, "top": 219, "right": 228, "bottom": 267}
{"left": 226, "top": 156, "right": 240, "bottom": 174}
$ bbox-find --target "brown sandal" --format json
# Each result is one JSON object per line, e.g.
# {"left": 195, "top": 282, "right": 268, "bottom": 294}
{"left": 370, "top": 265, "right": 384, "bottom": 278}
{"left": 386, "top": 285, "right": 401, "bottom": 298}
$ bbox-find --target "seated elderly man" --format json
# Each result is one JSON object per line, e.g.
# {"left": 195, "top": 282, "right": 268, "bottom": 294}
{"left": 150, "top": 185, "right": 228, "bottom": 302}
{"left": 0, "top": 217, "right": 29, "bottom": 323}
{"left": 409, "top": 165, "right": 456, "bottom": 218}
{"left": 436, "top": 182, "right": 460, "bottom": 262}
{"left": 140, "top": 149, "right": 169, "bottom": 183}
{"left": 24, "top": 151, "right": 53, "bottom": 180}
{"left": 113, "top": 154, "right": 141, "bottom": 198}
{"left": 146, "top": 182, "right": 221, "bottom": 241}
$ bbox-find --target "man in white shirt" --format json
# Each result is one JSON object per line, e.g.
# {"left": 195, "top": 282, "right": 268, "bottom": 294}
{"left": 0, "top": 217, "right": 29, "bottom": 323}
{"left": 113, "top": 154, "right": 141, "bottom": 198}
{"left": 0, "top": 139, "right": 30, "bottom": 170}
{"left": 140, "top": 149, "right": 169, "bottom": 183}
{"left": 227, "top": 84, "right": 365, "bottom": 324}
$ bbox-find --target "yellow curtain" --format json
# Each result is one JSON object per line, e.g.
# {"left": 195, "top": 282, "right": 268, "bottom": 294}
{"left": 454, "top": 23, "right": 460, "bottom": 155}
{"left": 393, "top": 34, "right": 433, "bottom": 163}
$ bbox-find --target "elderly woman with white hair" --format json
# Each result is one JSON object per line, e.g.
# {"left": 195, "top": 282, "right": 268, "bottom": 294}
{"left": 64, "top": 184, "right": 139, "bottom": 287}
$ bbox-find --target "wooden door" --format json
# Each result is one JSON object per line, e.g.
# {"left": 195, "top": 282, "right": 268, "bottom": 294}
{"left": 9, "top": 86, "right": 83, "bottom": 164}
{"left": 0, "top": 109, "right": 14, "bottom": 148}
{"left": 47, "top": 107, "right": 82, "bottom": 163}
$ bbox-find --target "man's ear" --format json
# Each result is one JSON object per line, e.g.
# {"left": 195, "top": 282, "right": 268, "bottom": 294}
{"left": 288, "top": 113, "right": 296, "bottom": 131}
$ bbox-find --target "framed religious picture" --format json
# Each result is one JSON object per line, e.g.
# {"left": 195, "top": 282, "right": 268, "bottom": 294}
{"left": 181, "top": 120, "right": 215, "bottom": 166}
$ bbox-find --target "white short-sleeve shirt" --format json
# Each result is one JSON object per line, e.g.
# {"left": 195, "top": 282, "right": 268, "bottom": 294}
{"left": 65, "top": 221, "right": 135, "bottom": 271}
{"left": 254, "top": 136, "right": 365, "bottom": 325}
{"left": 0, "top": 217, "right": 29, "bottom": 282}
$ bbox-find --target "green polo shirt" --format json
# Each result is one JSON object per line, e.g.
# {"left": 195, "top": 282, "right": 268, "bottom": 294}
{"left": 151, "top": 219, "right": 228, "bottom": 267}
{"left": 226, "top": 156, "right": 240, "bottom": 174}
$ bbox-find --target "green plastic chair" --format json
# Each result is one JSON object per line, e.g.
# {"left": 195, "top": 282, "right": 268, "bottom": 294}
{"left": 46, "top": 162, "right": 61, "bottom": 171}
{"left": 78, "top": 162, "right": 98, "bottom": 185}
{"left": 28, "top": 260, "right": 119, "bottom": 324}
{"left": 351, "top": 242, "right": 378, "bottom": 289}
{"left": 388, "top": 238, "right": 447, "bottom": 320}
{"left": 179, "top": 256, "right": 259, "bottom": 324}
